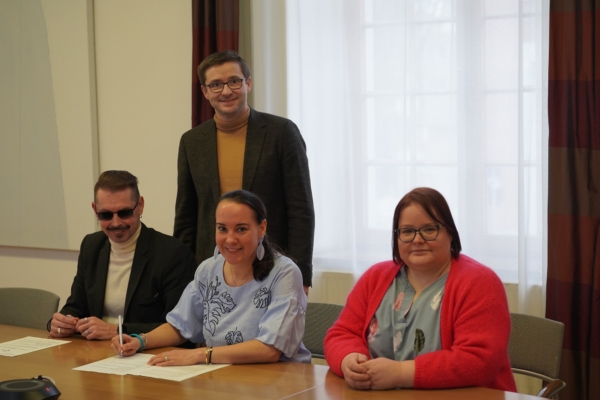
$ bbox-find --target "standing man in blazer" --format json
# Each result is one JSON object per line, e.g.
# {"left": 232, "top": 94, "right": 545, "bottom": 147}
{"left": 49, "top": 170, "right": 196, "bottom": 340}
{"left": 174, "top": 51, "right": 315, "bottom": 294}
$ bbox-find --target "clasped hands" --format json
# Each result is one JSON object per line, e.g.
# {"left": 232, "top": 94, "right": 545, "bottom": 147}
{"left": 341, "top": 352, "right": 410, "bottom": 390}
{"left": 49, "top": 313, "right": 117, "bottom": 340}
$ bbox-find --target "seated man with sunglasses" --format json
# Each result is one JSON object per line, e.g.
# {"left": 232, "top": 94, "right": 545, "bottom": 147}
{"left": 48, "top": 170, "right": 196, "bottom": 340}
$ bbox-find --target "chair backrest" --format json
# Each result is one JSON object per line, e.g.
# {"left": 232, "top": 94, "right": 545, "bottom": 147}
{"left": 0, "top": 287, "right": 60, "bottom": 330}
{"left": 509, "top": 313, "right": 566, "bottom": 397}
{"left": 304, "top": 302, "right": 343, "bottom": 359}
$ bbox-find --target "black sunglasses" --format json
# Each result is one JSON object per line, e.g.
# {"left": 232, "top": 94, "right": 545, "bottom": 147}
{"left": 96, "top": 198, "right": 139, "bottom": 221}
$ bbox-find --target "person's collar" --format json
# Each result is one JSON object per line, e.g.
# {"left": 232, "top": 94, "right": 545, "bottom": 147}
{"left": 214, "top": 106, "right": 250, "bottom": 133}
{"left": 109, "top": 223, "right": 142, "bottom": 255}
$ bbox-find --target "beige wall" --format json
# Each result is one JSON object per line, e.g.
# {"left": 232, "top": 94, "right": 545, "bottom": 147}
{"left": 94, "top": 0, "right": 192, "bottom": 235}
{"left": 0, "top": 0, "right": 98, "bottom": 250}
{"left": 0, "top": 0, "right": 192, "bottom": 307}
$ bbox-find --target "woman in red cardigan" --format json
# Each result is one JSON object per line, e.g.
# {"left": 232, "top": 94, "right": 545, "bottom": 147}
{"left": 324, "top": 187, "right": 516, "bottom": 391}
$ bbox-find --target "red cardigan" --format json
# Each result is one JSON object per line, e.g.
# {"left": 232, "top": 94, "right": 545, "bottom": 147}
{"left": 324, "top": 255, "right": 517, "bottom": 391}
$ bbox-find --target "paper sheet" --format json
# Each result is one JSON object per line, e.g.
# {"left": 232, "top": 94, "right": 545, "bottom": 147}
{"left": 74, "top": 353, "right": 230, "bottom": 381}
{"left": 73, "top": 353, "right": 153, "bottom": 375}
{"left": 0, "top": 336, "right": 70, "bottom": 357}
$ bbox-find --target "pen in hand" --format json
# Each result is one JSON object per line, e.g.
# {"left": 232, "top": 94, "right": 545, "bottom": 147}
{"left": 118, "top": 315, "right": 123, "bottom": 357}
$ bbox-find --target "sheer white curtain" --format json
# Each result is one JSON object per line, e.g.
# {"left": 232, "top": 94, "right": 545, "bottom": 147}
{"left": 251, "top": 0, "right": 549, "bottom": 314}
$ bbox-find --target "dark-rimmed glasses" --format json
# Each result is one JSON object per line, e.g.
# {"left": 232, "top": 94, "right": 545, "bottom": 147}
{"left": 204, "top": 78, "right": 246, "bottom": 93}
{"left": 394, "top": 225, "right": 444, "bottom": 243}
{"left": 96, "top": 198, "right": 139, "bottom": 221}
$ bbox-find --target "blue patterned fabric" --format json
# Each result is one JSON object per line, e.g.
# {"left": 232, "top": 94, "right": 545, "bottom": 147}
{"left": 167, "top": 254, "right": 311, "bottom": 363}
{"left": 368, "top": 267, "right": 447, "bottom": 361}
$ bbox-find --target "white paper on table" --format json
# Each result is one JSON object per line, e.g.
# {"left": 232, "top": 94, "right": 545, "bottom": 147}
{"left": 73, "top": 353, "right": 153, "bottom": 375}
{"left": 0, "top": 336, "right": 70, "bottom": 357}
{"left": 74, "top": 353, "right": 230, "bottom": 381}
{"left": 129, "top": 363, "right": 229, "bottom": 382}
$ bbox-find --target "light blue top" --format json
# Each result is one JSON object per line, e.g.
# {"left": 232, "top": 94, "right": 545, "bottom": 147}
{"left": 167, "top": 254, "right": 311, "bottom": 363}
{"left": 368, "top": 267, "right": 447, "bottom": 360}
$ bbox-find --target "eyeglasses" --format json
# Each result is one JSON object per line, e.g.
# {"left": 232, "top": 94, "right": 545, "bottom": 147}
{"left": 95, "top": 198, "right": 139, "bottom": 221}
{"left": 204, "top": 78, "right": 246, "bottom": 93}
{"left": 394, "top": 225, "right": 444, "bottom": 243}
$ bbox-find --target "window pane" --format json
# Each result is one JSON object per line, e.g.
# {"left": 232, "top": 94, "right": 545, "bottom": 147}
{"left": 412, "top": 0, "right": 454, "bottom": 20}
{"left": 366, "top": 26, "right": 406, "bottom": 92}
{"left": 486, "top": 166, "right": 518, "bottom": 235}
{"left": 364, "top": 0, "right": 406, "bottom": 22}
{"left": 484, "top": 17, "right": 518, "bottom": 90}
{"left": 523, "top": 16, "right": 539, "bottom": 88}
{"left": 367, "top": 165, "right": 408, "bottom": 229}
{"left": 525, "top": 165, "right": 539, "bottom": 236}
{"left": 485, "top": 93, "right": 518, "bottom": 163}
{"left": 412, "top": 22, "right": 456, "bottom": 92}
{"left": 415, "top": 94, "right": 457, "bottom": 162}
{"left": 366, "top": 96, "right": 406, "bottom": 160}
{"left": 485, "top": 0, "right": 518, "bottom": 16}
{"left": 523, "top": 92, "right": 540, "bottom": 163}
{"left": 522, "top": 0, "right": 539, "bottom": 14}
{"left": 415, "top": 166, "right": 459, "bottom": 211}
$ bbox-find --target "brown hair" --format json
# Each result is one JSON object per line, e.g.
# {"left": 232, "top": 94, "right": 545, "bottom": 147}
{"left": 94, "top": 170, "right": 140, "bottom": 202}
{"left": 392, "top": 187, "right": 462, "bottom": 264}
{"left": 197, "top": 50, "right": 251, "bottom": 85}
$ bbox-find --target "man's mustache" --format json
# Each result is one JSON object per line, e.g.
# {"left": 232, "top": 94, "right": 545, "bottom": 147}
{"left": 107, "top": 225, "right": 129, "bottom": 231}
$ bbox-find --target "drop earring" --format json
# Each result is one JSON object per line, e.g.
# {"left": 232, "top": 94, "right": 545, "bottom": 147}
{"left": 256, "top": 238, "right": 265, "bottom": 261}
{"left": 213, "top": 245, "right": 220, "bottom": 260}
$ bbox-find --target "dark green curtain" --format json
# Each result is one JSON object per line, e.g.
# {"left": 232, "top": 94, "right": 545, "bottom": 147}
{"left": 546, "top": 1, "right": 600, "bottom": 399}
{"left": 192, "top": 0, "right": 239, "bottom": 126}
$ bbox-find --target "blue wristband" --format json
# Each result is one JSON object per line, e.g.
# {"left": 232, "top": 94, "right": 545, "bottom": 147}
{"left": 130, "top": 334, "right": 145, "bottom": 352}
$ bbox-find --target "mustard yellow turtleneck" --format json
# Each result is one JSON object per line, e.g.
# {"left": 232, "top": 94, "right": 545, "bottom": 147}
{"left": 214, "top": 106, "right": 250, "bottom": 195}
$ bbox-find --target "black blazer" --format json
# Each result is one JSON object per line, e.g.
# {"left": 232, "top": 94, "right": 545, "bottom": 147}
{"left": 59, "top": 223, "right": 196, "bottom": 334}
{"left": 174, "top": 108, "right": 315, "bottom": 286}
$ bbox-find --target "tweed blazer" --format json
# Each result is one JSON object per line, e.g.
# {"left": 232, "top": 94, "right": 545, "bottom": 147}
{"left": 59, "top": 223, "right": 197, "bottom": 334}
{"left": 174, "top": 108, "right": 315, "bottom": 286}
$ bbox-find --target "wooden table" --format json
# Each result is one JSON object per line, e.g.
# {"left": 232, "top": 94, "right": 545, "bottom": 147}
{"left": 0, "top": 325, "right": 541, "bottom": 399}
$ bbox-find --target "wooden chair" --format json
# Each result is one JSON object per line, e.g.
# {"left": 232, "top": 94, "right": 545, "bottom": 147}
{"left": 304, "top": 302, "right": 343, "bottom": 359}
{"left": 0, "top": 287, "right": 60, "bottom": 330}
{"left": 508, "top": 313, "right": 566, "bottom": 398}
